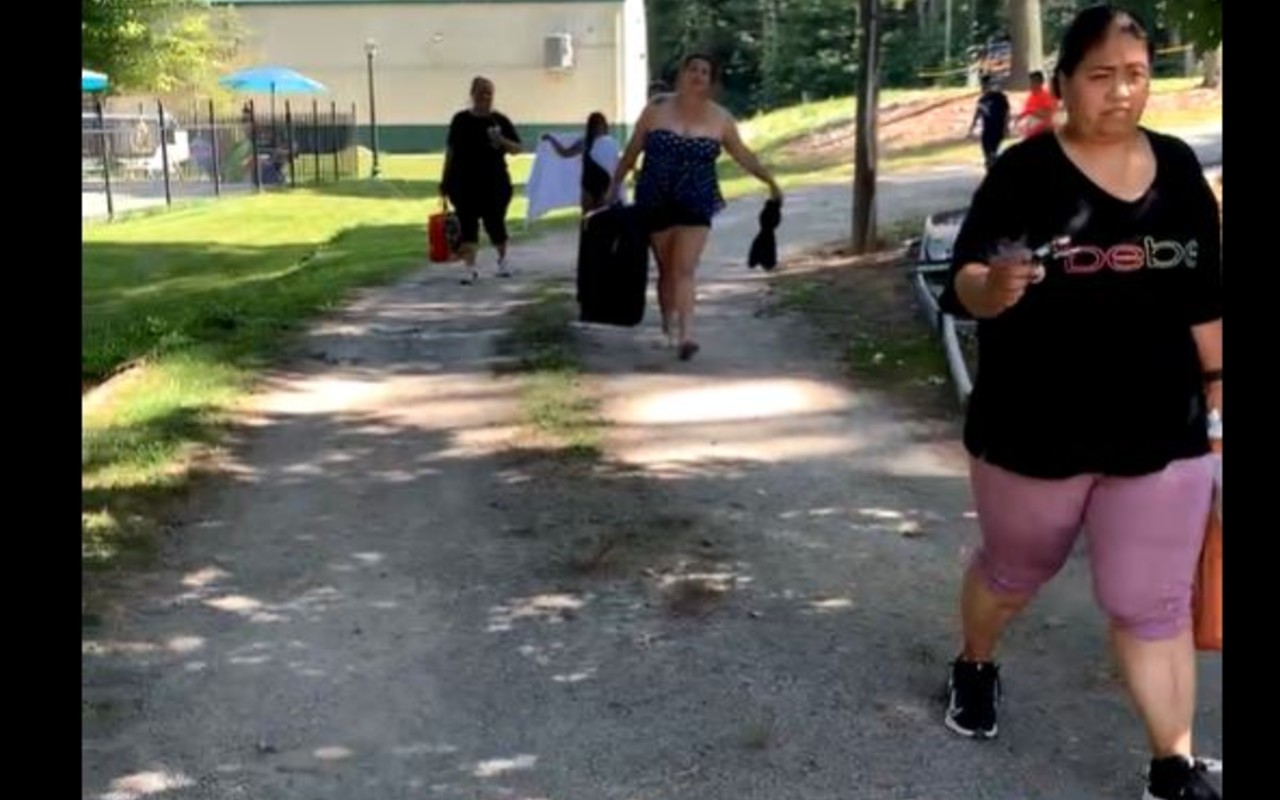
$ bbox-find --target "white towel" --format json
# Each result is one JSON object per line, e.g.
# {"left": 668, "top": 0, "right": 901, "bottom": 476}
{"left": 588, "top": 135, "right": 621, "bottom": 179}
{"left": 525, "top": 134, "right": 625, "bottom": 222}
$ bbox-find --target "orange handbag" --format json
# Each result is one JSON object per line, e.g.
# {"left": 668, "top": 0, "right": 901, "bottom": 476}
{"left": 1192, "top": 438, "right": 1222, "bottom": 651}
{"left": 428, "top": 199, "right": 461, "bottom": 263}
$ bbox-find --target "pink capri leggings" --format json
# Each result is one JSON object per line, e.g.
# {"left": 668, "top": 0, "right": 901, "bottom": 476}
{"left": 969, "top": 455, "right": 1216, "bottom": 641}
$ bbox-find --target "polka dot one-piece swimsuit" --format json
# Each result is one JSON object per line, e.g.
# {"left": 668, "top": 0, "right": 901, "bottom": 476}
{"left": 634, "top": 129, "right": 725, "bottom": 221}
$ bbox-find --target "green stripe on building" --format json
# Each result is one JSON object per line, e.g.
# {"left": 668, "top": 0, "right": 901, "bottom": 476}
{"left": 359, "top": 122, "right": 633, "bottom": 153}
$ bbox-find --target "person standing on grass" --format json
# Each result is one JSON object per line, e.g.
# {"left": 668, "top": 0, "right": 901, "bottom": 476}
{"left": 937, "top": 6, "right": 1223, "bottom": 799}
{"left": 970, "top": 74, "right": 1012, "bottom": 169}
{"left": 441, "top": 76, "right": 523, "bottom": 286}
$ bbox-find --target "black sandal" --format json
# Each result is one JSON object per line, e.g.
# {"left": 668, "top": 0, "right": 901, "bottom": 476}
{"left": 678, "top": 341, "right": 700, "bottom": 361}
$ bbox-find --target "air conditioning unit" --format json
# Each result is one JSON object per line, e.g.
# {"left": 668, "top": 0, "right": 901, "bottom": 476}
{"left": 544, "top": 33, "right": 575, "bottom": 71}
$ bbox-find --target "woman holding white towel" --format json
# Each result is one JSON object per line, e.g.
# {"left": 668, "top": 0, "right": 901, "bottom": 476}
{"left": 542, "top": 112, "right": 618, "bottom": 213}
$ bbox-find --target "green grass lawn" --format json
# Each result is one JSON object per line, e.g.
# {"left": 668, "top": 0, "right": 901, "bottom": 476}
{"left": 85, "top": 196, "right": 411, "bottom": 566}
{"left": 81, "top": 159, "right": 577, "bottom": 572}
{"left": 82, "top": 79, "right": 1221, "bottom": 577}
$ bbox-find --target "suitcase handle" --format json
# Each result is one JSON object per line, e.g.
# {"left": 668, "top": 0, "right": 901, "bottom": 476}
{"left": 581, "top": 199, "right": 625, "bottom": 227}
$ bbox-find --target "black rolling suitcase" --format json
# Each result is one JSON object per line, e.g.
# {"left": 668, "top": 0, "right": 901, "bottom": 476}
{"left": 576, "top": 204, "right": 649, "bottom": 327}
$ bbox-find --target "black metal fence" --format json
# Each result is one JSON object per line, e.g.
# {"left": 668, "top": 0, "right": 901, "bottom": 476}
{"left": 82, "top": 97, "right": 360, "bottom": 221}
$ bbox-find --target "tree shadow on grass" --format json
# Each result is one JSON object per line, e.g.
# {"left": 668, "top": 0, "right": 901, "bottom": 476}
{"left": 83, "top": 222, "right": 430, "bottom": 385}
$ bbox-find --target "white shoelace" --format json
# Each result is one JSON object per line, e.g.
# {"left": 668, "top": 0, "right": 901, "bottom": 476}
{"left": 1196, "top": 757, "right": 1222, "bottom": 774}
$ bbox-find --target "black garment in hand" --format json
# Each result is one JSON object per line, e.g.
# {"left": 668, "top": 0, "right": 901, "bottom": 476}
{"left": 748, "top": 198, "right": 783, "bottom": 270}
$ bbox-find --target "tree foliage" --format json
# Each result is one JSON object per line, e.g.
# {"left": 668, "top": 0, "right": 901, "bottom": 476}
{"left": 1164, "top": 0, "right": 1222, "bottom": 52}
{"left": 82, "top": 0, "right": 245, "bottom": 94}
{"left": 644, "top": 0, "right": 1221, "bottom": 115}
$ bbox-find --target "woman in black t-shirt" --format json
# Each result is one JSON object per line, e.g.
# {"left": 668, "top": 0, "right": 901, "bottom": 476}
{"left": 441, "top": 76, "right": 523, "bottom": 285}
{"left": 937, "top": 8, "right": 1222, "bottom": 800}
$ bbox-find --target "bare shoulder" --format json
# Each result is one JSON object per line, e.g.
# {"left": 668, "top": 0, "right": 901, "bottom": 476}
{"left": 639, "top": 97, "right": 673, "bottom": 128}
{"left": 641, "top": 97, "right": 667, "bottom": 119}
{"left": 712, "top": 103, "right": 740, "bottom": 138}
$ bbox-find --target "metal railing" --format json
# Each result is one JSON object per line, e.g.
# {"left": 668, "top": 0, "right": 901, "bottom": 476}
{"left": 82, "top": 97, "right": 360, "bottom": 222}
{"left": 908, "top": 209, "right": 975, "bottom": 407}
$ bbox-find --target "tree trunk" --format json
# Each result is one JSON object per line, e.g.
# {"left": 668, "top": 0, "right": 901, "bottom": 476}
{"left": 1008, "top": 0, "right": 1043, "bottom": 90}
{"left": 852, "top": 0, "right": 880, "bottom": 254}
{"left": 944, "top": 0, "right": 953, "bottom": 66}
{"left": 1170, "top": 26, "right": 1195, "bottom": 78}
{"left": 758, "top": 0, "right": 769, "bottom": 106}
{"left": 1201, "top": 43, "right": 1222, "bottom": 89}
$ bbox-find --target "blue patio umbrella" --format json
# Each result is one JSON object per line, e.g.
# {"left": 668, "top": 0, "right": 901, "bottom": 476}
{"left": 82, "top": 69, "right": 108, "bottom": 92}
{"left": 219, "top": 65, "right": 327, "bottom": 118}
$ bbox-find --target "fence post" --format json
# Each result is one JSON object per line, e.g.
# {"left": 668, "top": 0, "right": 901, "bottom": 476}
{"left": 286, "top": 100, "right": 297, "bottom": 188}
{"left": 312, "top": 99, "right": 321, "bottom": 185}
{"left": 350, "top": 102, "right": 357, "bottom": 180}
{"left": 249, "top": 100, "right": 262, "bottom": 191}
{"left": 331, "top": 101, "right": 339, "bottom": 181}
{"left": 208, "top": 98, "right": 222, "bottom": 197}
{"left": 309, "top": 98, "right": 320, "bottom": 185}
{"left": 96, "top": 98, "right": 115, "bottom": 220}
{"left": 158, "top": 100, "right": 173, "bottom": 208}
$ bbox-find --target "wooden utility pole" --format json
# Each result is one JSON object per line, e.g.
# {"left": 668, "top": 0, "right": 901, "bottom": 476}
{"left": 852, "top": 0, "right": 880, "bottom": 253}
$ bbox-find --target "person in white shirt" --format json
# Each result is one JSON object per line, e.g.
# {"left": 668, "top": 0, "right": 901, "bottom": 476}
{"left": 541, "top": 112, "right": 618, "bottom": 213}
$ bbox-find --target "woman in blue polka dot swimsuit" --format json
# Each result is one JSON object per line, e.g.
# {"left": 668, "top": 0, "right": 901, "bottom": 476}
{"left": 633, "top": 130, "right": 725, "bottom": 231}
{"left": 610, "top": 54, "right": 782, "bottom": 360}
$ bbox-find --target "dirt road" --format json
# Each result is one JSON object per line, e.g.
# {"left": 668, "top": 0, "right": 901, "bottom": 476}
{"left": 83, "top": 133, "right": 1223, "bottom": 800}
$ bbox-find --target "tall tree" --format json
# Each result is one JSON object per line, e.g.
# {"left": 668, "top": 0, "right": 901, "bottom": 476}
{"left": 852, "top": 0, "right": 880, "bottom": 253}
{"left": 1165, "top": 0, "right": 1221, "bottom": 49}
{"left": 771, "top": 0, "right": 859, "bottom": 107}
{"left": 1007, "top": 0, "right": 1044, "bottom": 90}
{"left": 82, "top": 0, "right": 244, "bottom": 94}
{"left": 643, "top": 0, "right": 1218, "bottom": 112}
{"left": 1165, "top": 0, "right": 1222, "bottom": 87}
{"left": 758, "top": 0, "right": 782, "bottom": 109}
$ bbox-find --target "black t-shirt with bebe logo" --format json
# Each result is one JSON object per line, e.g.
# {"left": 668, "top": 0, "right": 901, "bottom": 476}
{"left": 939, "top": 129, "right": 1222, "bottom": 479}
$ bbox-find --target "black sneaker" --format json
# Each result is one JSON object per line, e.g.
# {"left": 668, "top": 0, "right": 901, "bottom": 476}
{"left": 945, "top": 658, "right": 1001, "bottom": 739}
{"left": 1143, "top": 755, "right": 1221, "bottom": 800}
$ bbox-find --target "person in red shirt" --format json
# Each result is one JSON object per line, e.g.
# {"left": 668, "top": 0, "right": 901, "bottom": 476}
{"left": 1017, "top": 70, "right": 1057, "bottom": 137}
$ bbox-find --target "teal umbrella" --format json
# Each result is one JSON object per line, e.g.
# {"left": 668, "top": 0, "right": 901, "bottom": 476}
{"left": 82, "top": 69, "right": 108, "bottom": 92}
{"left": 219, "top": 65, "right": 327, "bottom": 117}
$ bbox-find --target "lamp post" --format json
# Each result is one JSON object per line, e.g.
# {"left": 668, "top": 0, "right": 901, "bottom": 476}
{"left": 365, "top": 38, "right": 381, "bottom": 178}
